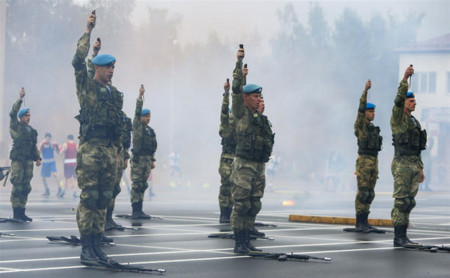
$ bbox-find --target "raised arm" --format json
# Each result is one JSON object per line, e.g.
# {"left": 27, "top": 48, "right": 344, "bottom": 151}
{"left": 72, "top": 12, "right": 96, "bottom": 99}
{"left": 9, "top": 89, "right": 25, "bottom": 138}
{"left": 354, "top": 80, "right": 371, "bottom": 135}
{"left": 231, "top": 46, "right": 246, "bottom": 119}
{"left": 87, "top": 37, "right": 101, "bottom": 79}
{"left": 392, "top": 66, "right": 414, "bottom": 122}
{"left": 219, "top": 79, "right": 232, "bottom": 137}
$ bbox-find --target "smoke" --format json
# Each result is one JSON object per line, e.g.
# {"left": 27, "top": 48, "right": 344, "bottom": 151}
{"left": 1, "top": 0, "right": 449, "bottom": 208}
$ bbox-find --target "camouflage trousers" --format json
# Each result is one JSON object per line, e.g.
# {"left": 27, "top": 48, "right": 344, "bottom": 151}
{"left": 391, "top": 155, "right": 422, "bottom": 226}
{"left": 76, "top": 140, "right": 118, "bottom": 236}
{"left": 130, "top": 155, "right": 152, "bottom": 204}
{"left": 109, "top": 153, "right": 126, "bottom": 211}
{"left": 218, "top": 154, "right": 234, "bottom": 208}
{"left": 355, "top": 155, "right": 378, "bottom": 214}
{"left": 10, "top": 160, "right": 34, "bottom": 208}
{"left": 230, "top": 157, "right": 265, "bottom": 230}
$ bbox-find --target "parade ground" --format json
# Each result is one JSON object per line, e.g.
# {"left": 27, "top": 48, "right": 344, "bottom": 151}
{"left": 1, "top": 182, "right": 449, "bottom": 278}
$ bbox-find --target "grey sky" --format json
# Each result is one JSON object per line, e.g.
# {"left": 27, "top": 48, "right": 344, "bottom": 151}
{"left": 130, "top": 0, "right": 450, "bottom": 47}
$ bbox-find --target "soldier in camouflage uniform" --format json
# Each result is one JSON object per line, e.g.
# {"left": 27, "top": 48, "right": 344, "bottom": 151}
{"left": 72, "top": 12, "right": 123, "bottom": 266}
{"left": 130, "top": 85, "right": 157, "bottom": 219}
{"left": 390, "top": 65, "right": 426, "bottom": 247}
{"left": 218, "top": 79, "right": 236, "bottom": 223}
{"left": 9, "top": 88, "right": 42, "bottom": 222}
{"left": 231, "top": 46, "right": 275, "bottom": 254}
{"left": 86, "top": 35, "right": 131, "bottom": 230}
{"left": 353, "top": 80, "right": 382, "bottom": 232}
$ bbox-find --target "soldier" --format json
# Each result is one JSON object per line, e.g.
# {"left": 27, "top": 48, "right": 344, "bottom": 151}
{"left": 218, "top": 79, "right": 236, "bottom": 223}
{"left": 390, "top": 65, "right": 426, "bottom": 247}
{"left": 353, "top": 80, "right": 382, "bottom": 232}
{"left": 72, "top": 12, "right": 123, "bottom": 265}
{"left": 130, "top": 85, "right": 157, "bottom": 219}
{"left": 86, "top": 35, "right": 131, "bottom": 229}
{"left": 9, "top": 88, "right": 42, "bottom": 222}
{"left": 230, "top": 46, "right": 275, "bottom": 254}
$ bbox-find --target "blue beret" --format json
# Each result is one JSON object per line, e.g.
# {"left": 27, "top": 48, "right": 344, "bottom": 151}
{"left": 92, "top": 54, "right": 116, "bottom": 66}
{"left": 141, "top": 109, "right": 151, "bottom": 116}
{"left": 366, "top": 103, "right": 376, "bottom": 110}
{"left": 243, "top": 84, "right": 263, "bottom": 94}
{"left": 17, "top": 108, "right": 30, "bottom": 118}
{"left": 406, "top": 91, "right": 415, "bottom": 98}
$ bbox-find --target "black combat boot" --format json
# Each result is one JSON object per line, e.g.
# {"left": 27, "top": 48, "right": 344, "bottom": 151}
{"left": 20, "top": 208, "right": 33, "bottom": 222}
{"left": 403, "top": 225, "right": 420, "bottom": 246}
{"left": 355, "top": 213, "right": 369, "bottom": 232}
{"left": 131, "top": 201, "right": 150, "bottom": 219}
{"left": 92, "top": 234, "right": 117, "bottom": 264}
{"left": 80, "top": 234, "right": 100, "bottom": 266}
{"left": 243, "top": 229, "right": 262, "bottom": 252}
{"left": 233, "top": 230, "right": 249, "bottom": 254}
{"left": 105, "top": 207, "right": 123, "bottom": 230}
{"left": 12, "top": 207, "right": 24, "bottom": 222}
{"left": 393, "top": 225, "right": 409, "bottom": 247}
{"left": 362, "top": 213, "right": 378, "bottom": 232}
{"left": 249, "top": 227, "right": 265, "bottom": 237}
{"left": 219, "top": 207, "right": 230, "bottom": 223}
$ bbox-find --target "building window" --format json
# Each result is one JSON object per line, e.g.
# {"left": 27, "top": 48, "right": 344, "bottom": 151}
{"left": 411, "top": 71, "right": 436, "bottom": 94}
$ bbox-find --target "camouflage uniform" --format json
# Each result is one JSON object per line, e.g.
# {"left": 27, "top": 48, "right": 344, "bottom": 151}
{"left": 9, "top": 98, "right": 41, "bottom": 217}
{"left": 354, "top": 89, "right": 382, "bottom": 227}
{"left": 130, "top": 98, "right": 157, "bottom": 215}
{"left": 390, "top": 81, "right": 426, "bottom": 227}
{"left": 72, "top": 32, "right": 123, "bottom": 237}
{"left": 106, "top": 113, "right": 132, "bottom": 227}
{"left": 230, "top": 61, "right": 274, "bottom": 234}
{"left": 218, "top": 89, "right": 236, "bottom": 222}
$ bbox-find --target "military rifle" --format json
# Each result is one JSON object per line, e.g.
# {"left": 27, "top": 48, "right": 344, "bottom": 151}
{"left": 88, "top": 260, "right": 166, "bottom": 274}
{"left": 247, "top": 251, "right": 332, "bottom": 262}
{"left": 47, "top": 235, "right": 115, "bottom": 246}
{"left": 404, "top": 244, "right": 450, "bottom": 253}
{"left": 208, "top": 232, "right": 274, "bottom": 240}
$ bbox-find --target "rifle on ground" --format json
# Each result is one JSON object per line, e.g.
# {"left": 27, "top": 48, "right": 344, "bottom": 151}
{"left": 87, "top": 260, "right": 166, "bottom": 274}
{"left": 47, "top": 235, "right": 115, "bottom": 246}
{"left": 247, "top": 251, "right": 332, "bottom": 262}
{"left": 404, "top": 244, "right": 450, "bottom": 253}
{"left": 208, "top": 232, "right": 274, "bottom": 240}
{"left": 254, "top": 222, "right": 277, "bottom": 227}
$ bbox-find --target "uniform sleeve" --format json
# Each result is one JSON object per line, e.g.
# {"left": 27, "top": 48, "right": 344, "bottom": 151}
{"left": 9, "top": 99, "right": 22, "bottom": 139}
{"left": 72, "top": 33, "right": 91, "bottom": 100}
{"left": 354, "top": 90, "right": 367, "bottom": 136}
{"left": 87, "top": 56, "right": 95, "bottom": 79}
{"left": 132, "top": 98, "right": 144, "bottom": 154}
{"left": 232, "top": 61, "right": 245, "bottom": 120}
{"left": 219, "top": 92, "right": 231, "bottom": 138}
{"left": 390, "top": 80, "right": 408, "bottom": 130}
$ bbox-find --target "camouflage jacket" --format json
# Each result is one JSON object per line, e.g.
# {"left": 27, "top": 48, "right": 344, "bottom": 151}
{"left": 132, "top": 98, "right": 157, "bottom": 161}
{"left": 232, "top": 61, "right": 274, "bottom": 163}
{"left": 354, "top": 90, "right": 382, "bottom": 156}
{"left": 219, "top": 91, "right": 236, "bottom": 157}
{"left": 72, "top": 32, "right": 123, "bottom": 148}
{"left": 390, "top": 80, "right": 425, "bottom": 163}
{"left": 9, "top": 99, "right": 41, "bottom": 161}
